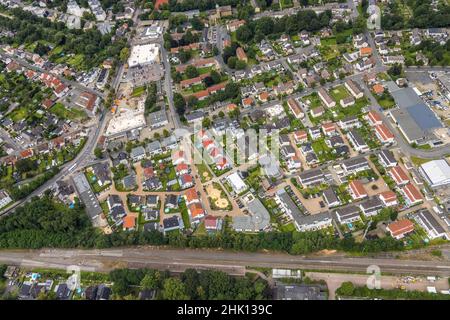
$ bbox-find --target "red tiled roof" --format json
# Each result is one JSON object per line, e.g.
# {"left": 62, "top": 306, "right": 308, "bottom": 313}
{"left": 402, "top": 183, "right": 423, "bottom": 203}
{"left": 368, "top": 111, "right": 382, "bottom": 125}
{"left": 387, "top": 219, "right": 414, "bottom": 238}
{"left": 176, "top": 163, "right": 188, "bottom": 172}
{"left": 379, "top": 191, "right": 397, "bottom": 202}
{"left": 204, "top": 215, "right": 218, "bottom": 229}
{"left": 375, "top": 124, "right": 394, "bottom": 142}
{"left": 349, "top": 180, "right": 367, "bottom": 199}
{"left": 188, "top": 202, "right": 204, "bottom": 218}
{"left": 123, "top": 215, "right": 136, "bottom": 229}
{"left": 390, "top": 166, "right": 409, "bottom": 185}
{"left": 184, "top": 188, "right": 199, "bottom": 203}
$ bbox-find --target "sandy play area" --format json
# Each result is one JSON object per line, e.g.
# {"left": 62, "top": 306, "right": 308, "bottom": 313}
{"left": 206, "top": 184, "right": 229, "bottom": 209}
{"left": 202, "top": 171, "right": 211, "bottom": 181}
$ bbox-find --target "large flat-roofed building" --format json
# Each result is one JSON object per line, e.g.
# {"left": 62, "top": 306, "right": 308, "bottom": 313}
{"left": 128, "top": 43, "right": 160, "bottom": 68}
{"left": 389, "top": 87, "right": 443, "bottom": 145}
{"left": 413, "top": 209, "right": 449, "bottom": 240}
{"left": 298, "top": 169, "right": 326, "bottom": 187}
{"left": 419, "top": 160, "right": 450, "bottom": 188}
{"left": 232, "top": 195, "right": 270, "bottom": 232}
{"left": 72, "top": 172, "right": 102, "bottom": 221}
{"left": 275, "top": 284, "right": 327, "bottom": 300}
{"left": 226, "top": 172, "right": 248, "bottom": 194}
{"left": 147, "top": 109, "right": 168, "bottom": 129}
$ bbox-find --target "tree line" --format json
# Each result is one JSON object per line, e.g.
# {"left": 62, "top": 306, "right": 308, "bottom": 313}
{"left": 336, "top": 281, "right": 450, "bottom": 300}
{"left": 110, "top": 268, "right": 270, "bottom": 300}
{"left": 167, "top": 0, "right": 242, "bottom": 12}
{"left": 0, "top": 8, "right": 127, "bottom": 70}
{"left": 235, "top": 10, "right": 332, "bottom": 44}
{"left": 0, "top": 197, "right": 405, "bottom": 255}
{"left": 382, "top": 0, "right": 450, "bottom": 30}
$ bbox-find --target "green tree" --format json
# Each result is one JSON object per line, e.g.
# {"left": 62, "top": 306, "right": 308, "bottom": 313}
{"left": 227, "top": 56, "right": 237, "bottom": 69}
{"left": 120, "top": 47, "right": 130, "bottom": 62}
{"left": 185, "top": 65, "right": 199, "bottom": 79}
{"left": 337, "top": 281, "right": 355, "bottom": 297}
{"left": 141, "top": 270, "right": 162, "bottom": 290}
{"left": 162, "top": 278, "right": 190, "bottom": 300}
{"left": 94, "top": 147, "right": 103, "bottom": 159}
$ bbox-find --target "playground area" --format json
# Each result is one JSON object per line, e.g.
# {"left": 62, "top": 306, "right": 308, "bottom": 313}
{"left": 206, "top": 183, "right": 231, "bottom": 210}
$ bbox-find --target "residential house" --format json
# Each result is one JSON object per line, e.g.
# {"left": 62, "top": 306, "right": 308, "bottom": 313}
{"left": 345, "top": 80, "right": 364, "bottom": 99}
{"left": 323, "top": 188, "right": 340, "bottom": 208}
{"left": 130, "top": 146, "right": 146, "bottom": 162}
{"left": 379, "top": 190, "right": 398, "bottom": 207}
{"left": 179, "top": 174, "right": 194, "bottom": 189}
{"left": 294, "top": 130, "right": 308, "bottom": 144}
{"left": 347, "top": 129, "right": 369, "bottom": 153}
{"left": 375, "top": 124, "right": 395, "bottom": 144}
{"left": 359, "top": 197, "right": 384, "bottom": 217}
{"left": 348, "top": 180, "right": 368, "bottom": 201}
{"left": 318, "top": 88, "right": 336, "bottom": 108}
{"left": 389, "top": 166, "right": 410, "bottom": 186}
{"left": 378, "top": 150, "right": 397, "bottom": 168}
{"left": 413, "top": 209, "right": 449, "bottom": 240}
{"left": 401, "top": 183, "right": 423, "bottom": 206}
{"left": 338, "top": 116, "right": 361, "bottom": 130}
{"left": 287, "top": 98, "right": 304, "bottom": 119}
{"left": 386, "top": 219, "right": 415, "bottom": 240}
{"left": 367, "top": 111, "right": 383, "bottom": 126}
{"left": 341, "top": 157, "right": 370, "bottom": 175}
{"left": 335, "top": 205, "right": 361, "bottom": 224}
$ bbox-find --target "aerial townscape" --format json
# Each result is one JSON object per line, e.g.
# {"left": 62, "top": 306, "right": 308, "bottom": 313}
{"left": 0, "top": 0, "right": 449, "bottom": 303}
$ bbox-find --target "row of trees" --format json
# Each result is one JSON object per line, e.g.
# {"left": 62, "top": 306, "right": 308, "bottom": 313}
{"left": 235, "top": 10, "right": 332, "bottom": 44}
{"left": 0, "top": 196, "right": 405, "bottom": 255}
{"left": 382, "top": 0, "right": 450, "bottom": 30}
{"left": 167, "top": 0, "right": 241, "bottom": 12}
{"left": 110, "top": 268, "right": 270, "bottom": 300}
{"left": 337, "top": 281, "right": 450, "bottom": 300}
{"left": 0, "top": 8, "right": 127, "bottom": 70}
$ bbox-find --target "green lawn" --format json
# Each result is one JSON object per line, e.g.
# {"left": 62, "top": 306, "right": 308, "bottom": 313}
{"left": 50, "top": 103, "right": 87, "bottom": 120}
{"left": 10, "top": 107, "right": 28, "bottom": 122}
{"left": 329, "top": 85, "right": 350, "bottom": 102}
{"left": 410, "top": 156, "right": 432, "bottom": 166}
{"left": 131, "top": 86, "right": 146, "bottom": 98}
{"left": 302, "top": 93, "right": 323, "bottom": 109}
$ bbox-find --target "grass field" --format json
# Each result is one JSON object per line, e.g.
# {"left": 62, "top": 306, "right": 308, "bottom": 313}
{"left": 131, "top": 85, "right": 146, "bottom": 97}
{"left": 330, "top": 85, "right": 350, "bottom": 102}
{"left": 410, "top": 156, "right": 432, "bottom": 166}
{"left": 50, "top": 103, "right": 87, "bottom": 120}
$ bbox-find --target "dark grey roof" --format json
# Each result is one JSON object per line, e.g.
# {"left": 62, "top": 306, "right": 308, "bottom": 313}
{"left": 348, "top": 129, "right": 366, "bottom": 147}
{"left": 360, "top": 197, "right": 383, "bottom": 211}
{"left": 407, "top": 104, "right": 442, "bottom": 132}
{"left": 323, "top": 188, "right": 339, "bottom": 205}
{"left": 342, "top": 156, "right": 368, "bottom": 169}
{"left": 416, "top": 209, "right": 446, "bottom": 235}
{"left": 296, "top": 211, "right": 332, "bottom": 226}
{"left": 163, "top": 216, "right": 181, "bottom": 229}
{"left": 335, "top": 205, "right": 360, "bottom": 221}
{"left": 72, "top": 173, "right": 102, "bottom": 219}
{"left": 379, "top": 149, "right": 397, "bottom": 165}
{"left": 275, "top": 284, "right": 326, "bottom": 300}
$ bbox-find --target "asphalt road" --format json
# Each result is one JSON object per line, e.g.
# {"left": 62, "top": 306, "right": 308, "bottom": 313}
{"left": 1, "top": 247, "right": 450, "bottom": 276}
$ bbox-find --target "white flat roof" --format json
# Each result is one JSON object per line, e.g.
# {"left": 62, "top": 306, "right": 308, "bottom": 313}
{"left": 128, "top": 43, "right": 160, "bottom": 68}
{"left": 226, "top": 172, "right": 247, "bottom": 192}
{"left": 420, "top": 160, "right": 450, "bottom": 186}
